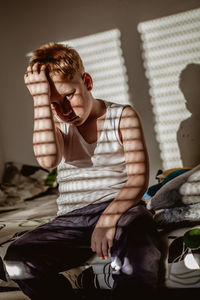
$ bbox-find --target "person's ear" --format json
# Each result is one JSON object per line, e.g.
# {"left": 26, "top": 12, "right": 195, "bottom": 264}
{"left": 82, "top": 72, "right": 93, "bottom": 91}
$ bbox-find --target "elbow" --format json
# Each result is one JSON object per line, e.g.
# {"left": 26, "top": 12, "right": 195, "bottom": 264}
{"left": 33, "top": 145, "right": 62, "bottom": 169}
{"left": 36, "top": 155, "right": 61, "bottom": 170}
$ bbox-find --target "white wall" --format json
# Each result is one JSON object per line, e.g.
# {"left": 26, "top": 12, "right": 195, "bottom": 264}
{"left": 0, "top": 0, "right": 199, "bottom": 185}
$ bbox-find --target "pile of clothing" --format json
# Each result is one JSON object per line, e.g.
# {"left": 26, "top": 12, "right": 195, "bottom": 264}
{"left": 145, "top": 164, "right": 200, "bottom": 229}
{"left": 144, "top": 164, "right": 200, "bottom": 289}
{"left": 0, "top": 162, "right": 57, "bottom": 207}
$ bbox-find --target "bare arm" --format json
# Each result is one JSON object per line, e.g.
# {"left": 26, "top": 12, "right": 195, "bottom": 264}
{"left": 91, "top": 106, "right": 149, "bottom": 259}
{"left": 24, "top": 63, "right": 64, "bottom": 169}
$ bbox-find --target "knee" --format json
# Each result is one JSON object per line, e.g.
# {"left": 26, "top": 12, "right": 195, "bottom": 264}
{"left": 119, "top": 205, "right": 154, "bottom": 226}
{"left": 4, "top": 260, "right": 28, "bottom": 280}
{"left": 112, "top": 205, "right": 161, "bottom": 274}
{"left": 4, "top": 237, "right": 35, "bottom": 280}
{"left": 5, "top": 232, "right": 31, "bottom": 262}
{"left": 116, "top": 205, "right": 158, "bottom": 240}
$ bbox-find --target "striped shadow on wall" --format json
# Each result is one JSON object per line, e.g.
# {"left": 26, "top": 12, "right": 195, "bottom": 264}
{"left": 138, "top": 8, "right": 200, "bottom": 170}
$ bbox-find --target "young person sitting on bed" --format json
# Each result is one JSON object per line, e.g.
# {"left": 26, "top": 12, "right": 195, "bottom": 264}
{"left": 4, "top": 43, "right": 161, "bottom": 300}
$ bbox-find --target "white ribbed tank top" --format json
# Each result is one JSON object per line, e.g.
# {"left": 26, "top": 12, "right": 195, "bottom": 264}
{"left": 56, "top": 101, "right": 128, "bottom": 215}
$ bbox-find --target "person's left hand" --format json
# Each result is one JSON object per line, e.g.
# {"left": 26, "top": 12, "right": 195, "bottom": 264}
{"left": 91, "top": 222, "right": 116, "bottom": 259}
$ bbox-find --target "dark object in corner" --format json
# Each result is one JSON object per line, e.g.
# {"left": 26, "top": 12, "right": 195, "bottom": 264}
{"left": 21, "top": 164, "right": 48, "bottom": 177}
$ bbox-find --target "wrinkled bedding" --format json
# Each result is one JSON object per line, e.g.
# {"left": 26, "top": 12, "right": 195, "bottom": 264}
{"left": 0, "top": 193, "right": 58, "bottom": 290}
{"left": 0, "top": 162, "right": 58, "bottom": 294}
{"left": 1, "top": 162, "right": 200, "bottom": 297}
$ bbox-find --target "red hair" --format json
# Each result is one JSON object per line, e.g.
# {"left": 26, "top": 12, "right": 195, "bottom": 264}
{"left": 29, "top": 43, "right": 84, "bottom": 79}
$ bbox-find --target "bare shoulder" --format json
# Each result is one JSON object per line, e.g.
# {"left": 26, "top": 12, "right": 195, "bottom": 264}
{"left": 119, "top": 105, "right": 142, "bottom": 132}
{"left": 119, "top": 106, "right": 148, "bottom": 176}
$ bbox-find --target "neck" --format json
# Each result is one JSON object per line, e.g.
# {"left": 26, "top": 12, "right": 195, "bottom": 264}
{"left": 89, "top": 98, "right": 106, "bottom": 120}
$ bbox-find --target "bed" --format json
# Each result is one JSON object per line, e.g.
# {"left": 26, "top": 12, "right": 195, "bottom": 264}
{"left": 0, "top": 162, "right": 200, "bottom": 299}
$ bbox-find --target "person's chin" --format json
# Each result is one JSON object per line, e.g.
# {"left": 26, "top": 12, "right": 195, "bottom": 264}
{"left": 73, "top": 118, "right": 86, "bottom": 126}
{"left": 68, "top": 117, "right": 82, "bottom": 125}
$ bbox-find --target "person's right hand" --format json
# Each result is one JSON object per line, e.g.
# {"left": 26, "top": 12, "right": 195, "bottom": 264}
{"left": 24, "top": 63, "right": 50, "bottom": 99}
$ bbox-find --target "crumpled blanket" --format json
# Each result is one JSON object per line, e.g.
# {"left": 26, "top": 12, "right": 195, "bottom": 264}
{"left": 154, "top": 203, "right": 200, "bottom": 229}
{"left": 0, "top": 194, "right": 58, "bottom": 288}
{"left": 146, "top": 164, "right": 200, "bottom": 229}
{"left": 0, "top": 162, "right": 57, "bottom": 207}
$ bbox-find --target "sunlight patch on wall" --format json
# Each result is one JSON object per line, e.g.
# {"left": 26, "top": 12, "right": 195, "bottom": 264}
{"left": 138, "top": 8, "right": 200, "bottom": 169}
{"left": 61, "top": 29, "right": 130, "bottom": 105}
{"left": 27, "top": 29, "right": 130, "bottom": 105}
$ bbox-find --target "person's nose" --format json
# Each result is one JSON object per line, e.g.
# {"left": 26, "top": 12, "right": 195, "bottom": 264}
{"left": 61, "top": 99, "right": 72, "bottom": 116}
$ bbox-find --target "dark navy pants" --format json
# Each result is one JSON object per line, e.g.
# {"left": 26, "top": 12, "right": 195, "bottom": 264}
{"left": 4, "top": 201, "right": 161, "bottom": 299}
